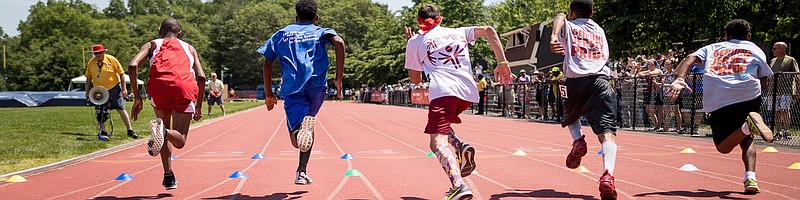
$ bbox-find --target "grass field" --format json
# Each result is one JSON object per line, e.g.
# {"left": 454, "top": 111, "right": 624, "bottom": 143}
{"left": 0, "top": 101, "right": 263, "bottom": 175}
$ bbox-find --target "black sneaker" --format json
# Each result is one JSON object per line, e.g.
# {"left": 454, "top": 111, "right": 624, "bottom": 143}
{"left": 127, "top": 130, "right": 139, "bottom": 139}
{"left": 99, "top": 131, "right": 110, "bottom": 141}
{"left": 163, "top": 171, "right": 177, "bottom": 190}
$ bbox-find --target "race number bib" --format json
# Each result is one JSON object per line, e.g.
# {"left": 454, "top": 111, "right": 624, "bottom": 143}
{"left": 559, "top": 85, "right": 568, "bottom": 99}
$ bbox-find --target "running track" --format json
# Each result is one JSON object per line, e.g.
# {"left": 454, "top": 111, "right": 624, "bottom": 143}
{"left": 1, "top": 102, "right": 799, "bottom": 199}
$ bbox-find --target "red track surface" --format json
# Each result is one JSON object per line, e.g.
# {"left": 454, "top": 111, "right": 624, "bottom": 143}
{"left": 2, "top": 102, "right": 799, "bottom": 199}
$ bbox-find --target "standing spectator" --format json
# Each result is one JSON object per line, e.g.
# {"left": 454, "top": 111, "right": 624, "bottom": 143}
{"left": 474, "top": 62, "right": 484, "bottom": 77}
{"left": 85, "top": 44, "right": 138, "bottom": 140}
{"left": 639, "top": 60, "right": 664, "bottom": 131}
{"left": 663, "top": 58, "right": 683, "bottom": 132}
{"left": 207, "top": 73, "right": 226, "bottom": 116}
{"left": 769, "top": 42, "right": 799, "bottom": 138}
{"left": 477, "top": 74, "right": 487, "bottom": 115}
{"left": 516, "top": 69, "right": 532, "bottom": 118}
{"left": 494, "top": 73, "right": 517, "bottom": 117}
{"left": 533, "top": 72, "right": 548, "bottom": 120}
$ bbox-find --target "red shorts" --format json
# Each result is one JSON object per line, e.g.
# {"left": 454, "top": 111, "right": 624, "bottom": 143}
{"left": 425, "top": 96, "right": 472, "bottom": 135}
{"left": 151, "top": 96, "right": 195, "bottom": 114}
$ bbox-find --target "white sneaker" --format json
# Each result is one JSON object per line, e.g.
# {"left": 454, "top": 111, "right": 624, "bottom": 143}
{"left": 147, "top": 118, "right": 166, "bottom": 156}
{"left": 297, "top": 116, "right": 316, "bottom": 152}
{"left": 294, "top": 171, "right": 312, "bottom": 185}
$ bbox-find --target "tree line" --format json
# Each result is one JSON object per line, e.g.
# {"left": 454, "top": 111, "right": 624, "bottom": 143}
{"left": 0, "top": 0, "right": 796, "bottom": 91}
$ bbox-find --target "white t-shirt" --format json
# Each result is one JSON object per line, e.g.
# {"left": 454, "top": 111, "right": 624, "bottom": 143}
{"left": 558, "top": 18, "right": 610, "bottom": 78}
{"left": 691, "top": 39, "right": 774, "bottom": 112}
{"left": 209, "top": 79, "right": 224, "bottom": 96}
{"left": 405, "top": 26, "right": 479, "bottom": 103}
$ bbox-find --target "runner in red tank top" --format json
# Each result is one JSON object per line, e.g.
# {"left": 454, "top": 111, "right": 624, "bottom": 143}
{"left": 129, "top": 18, "right": 207, "bottom": 190}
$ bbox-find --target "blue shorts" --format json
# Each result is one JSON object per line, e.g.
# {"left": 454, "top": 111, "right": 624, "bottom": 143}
{"left": 283, "top": 86, "right": 326, "bottom": 132}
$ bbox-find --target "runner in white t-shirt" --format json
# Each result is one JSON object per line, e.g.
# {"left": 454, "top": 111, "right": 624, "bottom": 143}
{"left": 669, "top": 19, "right": 774, "bottom": 194}
{"left": 404, "top": 4, "right": 511, "bottom": 200}
{"left": 549, "top": 1, "right": 618, "bottom": 199}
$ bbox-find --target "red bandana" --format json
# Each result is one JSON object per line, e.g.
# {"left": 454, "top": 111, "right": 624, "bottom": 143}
{"left": 417, "top": 16, "right": 442, "bottom": 34}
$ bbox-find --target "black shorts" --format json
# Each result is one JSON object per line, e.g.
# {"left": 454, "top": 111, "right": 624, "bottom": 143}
{"left": 709, "top": 96, "right": 761, "bottom": 145}
{"left": 208, "top": 95, "right": 224, "bottom": 106}
{"left": 654, "top": 94, "right": 664, "bottom": 106}
{"left": 561, "top": 75, "right": 617, "bottom": 135}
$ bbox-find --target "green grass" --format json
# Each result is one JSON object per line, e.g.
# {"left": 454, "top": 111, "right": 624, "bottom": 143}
{"left": 0, "top": 101, "right": 263, "bottom": 174}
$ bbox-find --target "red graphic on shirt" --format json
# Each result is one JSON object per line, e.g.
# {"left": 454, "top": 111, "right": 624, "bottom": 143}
{"left": 425, "top": 34, "right": 469, "bottom": 69}
{"left": 709, "top": 49, "right": 752, "bottom": 76}
{"left": 570, "top": 28, "right": 606, "bottom": 60}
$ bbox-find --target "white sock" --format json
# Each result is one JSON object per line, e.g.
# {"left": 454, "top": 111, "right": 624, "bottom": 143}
{"left": 741, "top": 122, "right": 750, "bottom": 135}
{"left": 568, "top": 120, "right": 583, "bottom": 141}
{"left": 745, "top": 171, "right": 756, "bottom": 181}
{"left": 602, "top": 141, "right": 618, "bottom": 175}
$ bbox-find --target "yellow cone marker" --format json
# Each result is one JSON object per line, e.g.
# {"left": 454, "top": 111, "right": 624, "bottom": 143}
{"left": 512, "top": 150, "right": 527, "bottom": 156}
{"left": 788, "top": 162, "right": 800, "bottom": 170}
{"left": 5, "top": 175, "right": 27, "bottom": 183}
{"left": 680, "top": 148, "right": 696, "bottom": 154}
{"left": 762, "top": 147, "right": 779, "bottom": 153}
{"left": 570, "top": 166, "right": 591, "bottom": 173}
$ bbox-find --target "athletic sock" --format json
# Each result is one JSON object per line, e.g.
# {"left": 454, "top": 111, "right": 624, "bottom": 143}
{"left": 741, "top": 122, "right": 750, "bottom": 135}
{"left": 568, "top": 120, "right": 583, "bottom": 141}
{"left": 297, "top": 144, "right": 313, "bottom": 172}
{"left": 601, "top": 141, "right": 618, "bottom": 175}
{"left": 434, "top": 143, "right": 464, "bottom": 187}
{"left": 745, "top": 171, "right": 756, "bottom": 181}
{"left": 448, "top": 129, "right": 464, "bottom": 148}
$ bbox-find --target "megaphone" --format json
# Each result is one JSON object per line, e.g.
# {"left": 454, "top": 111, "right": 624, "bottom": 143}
{"left": 89, "top": 86, "right": 110, "bottom": 105}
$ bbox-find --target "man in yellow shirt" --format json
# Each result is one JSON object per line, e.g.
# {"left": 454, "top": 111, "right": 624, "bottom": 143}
{"left": 477, "top": 74, "right": 487, "bottom": 115}
{"left": 85, "top": 44, "right": 137, "bottom": 140}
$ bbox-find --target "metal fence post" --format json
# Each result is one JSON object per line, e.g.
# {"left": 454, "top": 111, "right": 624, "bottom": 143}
{"left": 690, "top": 74, "right": 698, "bottom": 135}
{"left": 632, "top": 77, "right": 638, "bottom": 130}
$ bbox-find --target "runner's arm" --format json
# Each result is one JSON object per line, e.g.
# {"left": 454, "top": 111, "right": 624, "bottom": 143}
{"left": 190, "top": 45, "right": 206, "bottom": 107}
{"left": 262, "top": 58, "right": 274, "bottom": 97}
{"left": 330, "top": 35, "right": 346, "bottom": 98}
{"left": 408, "top": 70, "right": 423, "bottom": 85}
{"left": 128, "top": 42, "right": 152, "bottom": 100}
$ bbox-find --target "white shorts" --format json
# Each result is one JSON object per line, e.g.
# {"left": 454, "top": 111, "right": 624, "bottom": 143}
{"left": 764, "top": 95, "right": 792, "bottom": 110}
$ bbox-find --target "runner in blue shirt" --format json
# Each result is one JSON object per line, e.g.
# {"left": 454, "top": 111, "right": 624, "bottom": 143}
{"left": 257, "top": 0, "right": 345, "bottom": 185}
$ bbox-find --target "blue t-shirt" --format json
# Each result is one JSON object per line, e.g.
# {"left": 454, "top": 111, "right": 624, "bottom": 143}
{"left": 257, "top": 23, "right": 338, "bottom": 96}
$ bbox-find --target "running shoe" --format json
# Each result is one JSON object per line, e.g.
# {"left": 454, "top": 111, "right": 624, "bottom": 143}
{"left": 458, "top": 143, "right": 476, "bottom": 177}
{"left": 148, "top": 118, "right": 166, "bottom": 156}
{"left": 294, "top": 171, "right": 313, "bottom": 185}
{"left": 127, "top": 130, "right": 139, "bottom": 139}
{"left": 163, "top": 171, "right": 177, "bottom": 190}
{"left": 444, "top": 184, "right": 473, "bottom": 200}
{"left": 566, "top": 135, "right": 587, "bottom": 169}
{"left": 744, "top": 178, "right": 760, "bottom": 194}
{"left": 746, "top": 112, "right": 773, "bottom": 143}
{"left": 599, "top": 170, "right": 617, "bottom": 200}
{"left": 297, "top": 116, "right": 316, "bottom": 152}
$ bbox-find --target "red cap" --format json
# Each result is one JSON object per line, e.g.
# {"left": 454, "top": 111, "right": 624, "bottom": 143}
{"left": 91, "top": 44, "right": 107, "bottom": 53}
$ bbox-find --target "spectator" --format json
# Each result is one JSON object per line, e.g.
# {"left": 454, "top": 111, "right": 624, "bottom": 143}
{"left": 477, "top": 74, "right": 487, "bottom": 115}
{"left": 516, "top": 69, "right": 532, "bottom": 118}
{"left": 662, "top": 58, "right": 682, "bottom": 132}
{"left": 533, "top": 72, "right": 548, "bottom": 120}
{"left": 639, "top": 59, "right": 665, "bottom": 131}
{"left": 769, "top": 42, "right": 799, "bottom": 139}
{"left": 493, "top": 73, "right": 517, "bottom": 117}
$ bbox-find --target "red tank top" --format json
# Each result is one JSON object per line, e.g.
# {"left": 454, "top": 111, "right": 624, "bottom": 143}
{"left": 146, "top": 38, "right": 198, "bottom": 100}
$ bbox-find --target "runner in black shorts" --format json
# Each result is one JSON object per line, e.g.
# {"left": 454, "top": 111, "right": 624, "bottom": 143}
{"left": 550, "top": 1, "right": 620, "bottom": 198}
{"left": 669, "top": 19, "right": 773, "bottom": 194}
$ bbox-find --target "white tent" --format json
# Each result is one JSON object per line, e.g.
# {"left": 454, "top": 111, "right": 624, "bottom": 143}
{"left": 68, "top": 75, "right": 145, "bottom": 91}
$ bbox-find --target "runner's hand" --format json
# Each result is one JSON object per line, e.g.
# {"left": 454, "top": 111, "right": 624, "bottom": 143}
{"left": 550, "top": 38, "right": 564, "bottom": 55}
{"left": 668, "top": 78, "right": 692, "bottom": 101}
{"left": 193, "top": 104, "right": 203, "bottom": 121}
{"left": 494, "top": 63, "right": 512, "bottom": 85}
{"left": 131, "top": 98, "right": 143, "bottom": 121}
{"left": 265, "top": 94, "right": 278, "bottom": 111}
{"left": 335, "top": 79, "right": 343, "bottom": 100}
{"left": 404, "top": 26, "right": 416, "bottom": 41}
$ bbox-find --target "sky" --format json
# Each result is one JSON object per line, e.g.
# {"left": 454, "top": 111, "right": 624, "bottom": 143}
{"left": 0, "top": 0, "right": 504, "bottom": 37}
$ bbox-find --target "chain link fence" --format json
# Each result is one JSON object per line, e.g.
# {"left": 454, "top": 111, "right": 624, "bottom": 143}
{"left": 373, "top": 72, "right": 800, "bottom": 147}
